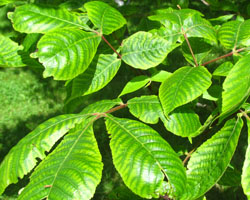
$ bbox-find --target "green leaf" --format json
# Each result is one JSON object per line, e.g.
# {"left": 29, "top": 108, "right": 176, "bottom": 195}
{"left": 218, "top": 165, "right": 241, "bottom": 187}
{"left": 149, "top": 9, "right": 217, "bottom": 43}
{"left": 213, "top": 61, "right": 233, "bottom": 77}
{"left": 127, "top": 95, "right": 164, "bottom": 124}
{"left": 218, "top": 19, "right": 250, "bottom": 49}
{"left": 70, "top": 54, "right": 121, "bottom": 100}
{"left": 105, "top": 116, "right": 186, "bottom": 198}
{"left": 84, "top": 1, "right": 126, "bottom": 35}
{"left": 162, "top": 106, "right": 202, "bottom": 138}
{"left": 202, "top": 85, "right": 222, "bottom": 101}
{"left": 0, "top": 0, "right": 26, "bottom": 6}
{"left": 159, "top": 66, "right": 212, "bottom": 116}
{"left": 242, "top": 120, "right": 250, "bottom": 199}
{"left": 9, "top": 4, "right": 90, "bottom": 33}
{"left": 221, "top": 55, "right": 250, "bottom": 119}
{"left": 121, "top": 31, "right": 179, "bottom": 69}
{"left": 37, "top": 29, "right": 101, "bottom": 80}
{"left": 150, "top": 70, "right": 172, "bottom": 82}
{"left": 0, "top": 34, "right": 25, "bottom": 67}
{"left": 118, "top": 75, "right": 150, "bottom": 97}
{"left": 18, "top": 118, "right": 102, "bottom": 200}
{"left": 183, "top": 118, "right": 243, "bottom": 200}
{"left": 0, "top": 113, "right": 90, "bottom": 195}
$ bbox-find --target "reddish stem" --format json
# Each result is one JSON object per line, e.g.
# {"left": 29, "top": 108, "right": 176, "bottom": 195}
{"left": 105, "top": 103, "right": 128, "bottom": 114}
{"left": 202, "top": 47, "right": 246, "bottom": 66}
{"left": 101, "top": 35, "right": 122, "bottom": 59}
{"left": 240, "top": 110, "right": 250, "bottom": 122}
{"left": 182, "top": 28, "right": 198, "bottom": 67}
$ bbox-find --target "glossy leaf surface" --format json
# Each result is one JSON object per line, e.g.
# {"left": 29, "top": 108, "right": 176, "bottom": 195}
{"left": 9, "top": 4, "right": 90, "bottom": 33}
{"left": 37, "top": 29, "right": 101, "bottom": 80}
{"left": 218, "top": 19, "right": 250, "bottom": 49}
{"left": 183, "top": 118, "right": 243, "bottom": 200}
{"left": 0, "top": 35, "right": 25, "bottom": 67}
{"left": 84, "top": 1, "right": 126, "bottom": 35}
{"left": 105, "top": 115, "right": 186, "bottom": 198}
{"left": 159, "top": 66, "right": 212, "bottom": 116}
{"left": 121, "top": 31, "right": 178, "bottom": 69}
{"left": 127, "top": 95, "right": 164, "bottom": 124}
{"left": 70, "top": 54, "right": 121, "bottom": 100}
{"left": 221, "top": 55, "right": 250, "bottom": 119}
{"left": 163, "top": 106, "right": 202, "bottom": 137}
{"left": 0, "top": 114, "right": 89, "bottom": 195}
{"left": 118, "top": 75, "right": 150, "bottom": 97}
{"left": 242, "top": 120, "right": 250, "bottom": 199}
{"left": 19, "top": 119, "right": 102, "bottom": 200}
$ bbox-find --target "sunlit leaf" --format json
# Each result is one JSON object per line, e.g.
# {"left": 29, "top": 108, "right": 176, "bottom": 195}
{"left": 121, "top": 31, "right": 179, "bottom": 69}
{"left": 9, "top": 4, "right": 90, "bottom": 33}
{"left": 19, "top": 119, "right": 102, "bottom": 200}
{"left": 221, "top": 55, "right": 250, "bottom": 120}
{"left": 218, "top": 19, "right": 250, "bottom": 49}
{"left": 70, "top": 54, "right": 121, "bottom": 100}
{"left": 105, "top": 115, "right": 186, "bottom": 198}
{"left": 182, "top": 118, "right": 243, "bottom": 200}
{"left": 37, "top": 28, "right": 101, "bottom": 80}
{"left": 0, "top": 34, "right": 25, "bottom": 67}
{"left": 159, "top": 66, "right": 212, "bottom": 116}
{"left": 213, "top": 61, "right": 233, "bottom": 77}
{"left": 84, "top": 1, "right": 126, "bottom": 35}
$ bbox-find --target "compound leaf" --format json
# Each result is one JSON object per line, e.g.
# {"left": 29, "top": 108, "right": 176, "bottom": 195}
{"left": 159, "top": 66, "right": 212, "bottom": 116}
{"left": 121, "top": 31, "right": 179, "bottom": 69}
{"left": 37, "top": 28, "right": 101, "bottom": 80}
{"left": 221, "top": 55, "right": 250, "bottom": 120}
{"left": 105, "top": 115, "right": 186, "bottom": 198}
{"left": 18, "top": 119, "right": 102, "bottom": 200}
{"left": 84, "top": 1, "right": 126, "bottom": 35}
{"left": 0, "top": 34, "right": 25, "bottom": 67}
{"left": 70, "top": 54, "right": 121, "bottom": 100}
{"left": 9, "top": 4, "right": 90, "bottom": 33}
{"left": 183, "top": 118, "right": 243, "bottom": 200}
{"left": 0, "top": 113, "right": 90, "bottom": 195}
{"left": 242, "top": 120, "right": 250, "bottom": 199}
{"left": 218, "top": 19, "right": 250, "bottom": 50}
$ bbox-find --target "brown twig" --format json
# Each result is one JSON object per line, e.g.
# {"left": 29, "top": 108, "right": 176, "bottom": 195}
{"left": 240, "top": 109, "right": 250, "bottom": 122}
{"left": 101, "top": 34, "right": 122, "bottom": 59}
{"left": 105, "top": 103, "right": 128, "bottom": 114}
{"left": 182, "top": 28, "right": 199, "bottom": 67}
{"left": 202, "top": 48, "right": 246, "bottom": 66}
{"left": 183, "top": 148, "right": 196, "bottom": 165}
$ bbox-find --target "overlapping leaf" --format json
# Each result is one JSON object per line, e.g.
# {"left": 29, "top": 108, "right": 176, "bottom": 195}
{"left": 159, "top": 66, "right": 212, "bottom": 116}
{"left": 18, "top": 119, "right": 102, "bottom": 200}
{"left": 163, "top": 106, "right": 202, "bottom": 138}
{"left": 150, "top": 70, "right": 172, "bottom": 82}
{"left": 37, "top": 28, "right": 101, "bottom": 80}
{"left": 218, "top": 19, "right": 250, "bottom": 49}
{"left": 121, "top": 31, "right": 179, "bottom": 69}
{"left": 213, "top": 61, "right": 233, "bottom": 77}
{"left": 242, "top": 120, "right": 250, "bottom": 199}
{"left": 149, "top": 9, "right": 217, "bottom": 43}
{"left": 127, "top": 95, "right": 164, "bottom": 124}
{"left": 118, "top": 75, "right": 150, "bottom": 97}
{"left": 84, "top": 1, "right": 126, "bottom": 35}
{"left": 70, "top": 54, "right": 121, "bottom": 100}
{"left": 0, "top": 113, "right": 90, "bottom": 195}
{"left": 182, "top": 118, "right": 243, "bottom": 200}
{"left": 0, "top": 34, "right": 25, "bottom": 67}
{"left": 105, "top": 115, "right": 186, "bottom": 198}
{"left": 221, "top": 55, "right": 250, "bottom": 119}
{"left": 9, "top": 4, "right": 90, "bottom": 33}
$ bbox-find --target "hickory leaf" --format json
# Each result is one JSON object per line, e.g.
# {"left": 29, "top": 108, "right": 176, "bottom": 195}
{"left": 84, "top": 1, "right": 126, "bottom": 35}
{"left": 105, "top": 115, "right": 187, "bottom": 199}
{"left": 159, "top": 66, "right": 212, "bottom": 116}
{"left": 37, "top": 29, "right": 101, "bottom": 80}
